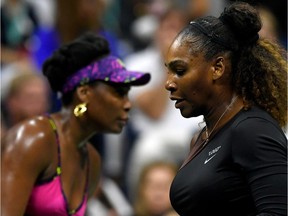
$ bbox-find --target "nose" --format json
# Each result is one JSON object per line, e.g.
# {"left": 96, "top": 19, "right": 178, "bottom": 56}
{"left": 124, "top": 97, "right": 132, "bottom": 112}
{"left": 165, "top": 78, "right": 177, "bottom": 92}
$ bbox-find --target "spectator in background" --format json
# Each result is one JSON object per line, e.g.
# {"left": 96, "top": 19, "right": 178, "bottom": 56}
{"left": 98, "top": 2, "right": 180, "bottom": 188}
{"left": 1, "top": 64, "right": 50, "bottom": 133}
{"left": 87, "top": 177, "right": 134, "bottom": 216}
{"left": 1, "top": 113, "right": 7, "bottom": 139}
{"left": 55, "top": 0, "right": 107, "bottom": 44}
{"left": 129, "top": 0, "right": 175, "bottom": 51}
{"left": 1, "top": 0, "right": 39, "bottom": 65}
{"left": 56, "top": 0, "right": 113, "bottom": 56}
{"left": 185, "top": 0, "right": 228, "bottom": 20}
{"left": 124, "top": 7, "right": 203, "bottom": 201}
{"left": 99, "top": 0, "right": 230, "bottom": 200}
{"left": 228, "top": 0, "right": 287, "bottom": 49}
{"left": 31, "top": 0, "right": 122, "bottom": 113}
{"left": 125, "top": 7, "right": 190, "bottom": 133}
{"left": 133, "top": 161, "right": 179, "bottom": 216}
{"left": 257, "top": 6, "right": 280, "bottom": 44}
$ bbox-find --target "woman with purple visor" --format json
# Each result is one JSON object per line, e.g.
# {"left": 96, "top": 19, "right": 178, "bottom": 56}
{"left": 1, "top": 32, "right": 150, "bottom": 216}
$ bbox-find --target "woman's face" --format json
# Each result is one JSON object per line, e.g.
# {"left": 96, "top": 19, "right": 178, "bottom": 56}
{"left": 165, "top": 37, "right": 214, "bottom": 118}
{"left": 85, "top": 81, "right": 131, "bottom": 133}
{"left": 142, "top": 166, "right": 175, "bottom": 215}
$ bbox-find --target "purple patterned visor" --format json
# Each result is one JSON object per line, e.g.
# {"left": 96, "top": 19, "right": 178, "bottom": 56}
{"left": 62, "top": 55, "right": 150, "bottom": 93}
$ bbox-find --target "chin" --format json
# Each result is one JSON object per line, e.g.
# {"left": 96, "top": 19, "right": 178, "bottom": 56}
{"left": 181, "top": 113, "right": 191, "bottom": 118}
{"left": 110, "top": 126, "right": 124, "bottom": 134}
{"left": 180, "top": 108, "right": 202, "bottom": 119}
{"left": 99, "top": 126, "right": 122, "bottom": 134}
{"left": 180, "top": 110, "right": 193, "bottom": 118}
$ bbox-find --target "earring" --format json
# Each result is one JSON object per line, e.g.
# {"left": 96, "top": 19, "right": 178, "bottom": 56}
{"left": 74, "top": 103, "right": 87, "bottom": 117}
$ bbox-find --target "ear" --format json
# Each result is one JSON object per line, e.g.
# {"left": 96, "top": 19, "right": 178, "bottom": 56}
{"left": 75, "top": 85, "right": 90, "bottom": 102}
{"left": 212, "top": 57, "right": 225, "bottom": 80}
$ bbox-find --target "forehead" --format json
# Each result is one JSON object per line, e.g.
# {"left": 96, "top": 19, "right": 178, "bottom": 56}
{"left": 165, "top": 38, "right": 192, "bottom": 64}
{"left": 165, "top": 37, "right": 209, "bottom": 70}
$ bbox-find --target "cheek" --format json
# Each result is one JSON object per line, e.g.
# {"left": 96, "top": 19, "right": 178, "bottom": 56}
{"left": 89, "top": 93, "right": 124, "bottom": 130}
{"left": 179, "top": 77, "right": 200, "bottom": 99}
{"left": 183, "top": 71, "right": 210, "bottom": 98}
{"left": 91, "top": 97, "right": 118, "bottom": 119}
{"left": 178, "top": 74, "right": 211, "bottom": 117}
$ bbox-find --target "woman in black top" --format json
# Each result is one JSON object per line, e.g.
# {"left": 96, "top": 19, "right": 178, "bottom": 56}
{"left": 165, "top": 2, "right": 287, "bottom": 216}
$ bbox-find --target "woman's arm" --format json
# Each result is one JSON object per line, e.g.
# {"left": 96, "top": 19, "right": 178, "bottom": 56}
{"left": 232, "top": 118, "right": 287, "bottom": 215}
{"left": 1, "top": 117, "right": 53, "bottom": 216}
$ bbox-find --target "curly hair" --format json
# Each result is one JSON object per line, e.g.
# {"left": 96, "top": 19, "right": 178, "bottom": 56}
{"left": 42, "top": 32, "right": 110, "bottom": 105}
{"left": 235, "top": 39, "right": 287, "bottom": 128}
{"left": 177, "top": 2, "right": 287, "bottom": 127}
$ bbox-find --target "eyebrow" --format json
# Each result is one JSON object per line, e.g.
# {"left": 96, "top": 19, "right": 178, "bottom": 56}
{"left": 165, "top": 60, "right": 186, "bottom": 69}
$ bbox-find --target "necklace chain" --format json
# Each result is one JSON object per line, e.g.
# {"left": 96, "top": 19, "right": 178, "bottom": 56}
{"left": 204, "top": 95, "right": 238, "bottom": 144}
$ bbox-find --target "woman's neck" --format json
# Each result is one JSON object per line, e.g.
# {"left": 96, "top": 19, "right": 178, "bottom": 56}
{"left": 204, "top": 94, "right": 243, "bottom": 136}
{"left": 53, "top": 108, "right": 97, "bottom": 149}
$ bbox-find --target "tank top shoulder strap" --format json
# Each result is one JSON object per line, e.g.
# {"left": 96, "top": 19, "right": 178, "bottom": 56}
{"left": 68, "top": 151, "right": 90, "bottom": 215}
{"left": 85, "top": 153, "right": 90, "bottom": 193}
{"left": 44, "top": 113, "right": 62, "bottom": 175}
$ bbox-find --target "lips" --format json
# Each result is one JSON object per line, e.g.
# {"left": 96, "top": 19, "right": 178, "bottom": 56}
{"left": 118, "top": 117, "right": 129, "bottom": 125}
{"left": 175, "top": 99, "right": 185, "bottom": 109}
{"left": 169, "top": 96, "right": 185, "bottom": 109}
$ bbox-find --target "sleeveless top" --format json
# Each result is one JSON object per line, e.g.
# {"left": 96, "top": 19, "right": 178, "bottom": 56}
{"left": 25, "top": 114, "right": 89, "bottom": 216}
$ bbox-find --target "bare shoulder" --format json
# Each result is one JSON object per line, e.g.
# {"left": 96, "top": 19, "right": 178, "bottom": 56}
{"left": 1, "top": 115, "right": 58, "bottom": 215}
{"left": 1, "top": 115, "right": 56, "bottom": 170}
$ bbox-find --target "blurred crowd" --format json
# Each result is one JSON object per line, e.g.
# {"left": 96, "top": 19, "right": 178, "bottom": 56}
{"left": 1, "top": 0, "right": 287, "bottom": 215}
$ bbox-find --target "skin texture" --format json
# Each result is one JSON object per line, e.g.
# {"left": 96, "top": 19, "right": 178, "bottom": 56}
{"left": 80, "top": 82, "right": 131, "bottom": 133}
{"left": 164, "top": 36, "right": 244, "bottom": 137}
{"left": 1, "top": 81, "right": 131, "bottom": 216}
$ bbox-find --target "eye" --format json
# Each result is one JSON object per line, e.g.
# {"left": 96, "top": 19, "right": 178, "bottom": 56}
{"left": 175, "top": 68, "right": 186, "bottom": 76}
{"left": 166, "top": 60, "right": 187, "bottom": 77}
{"left": 115, "top": 86, "right": 130, "bottom": 97}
